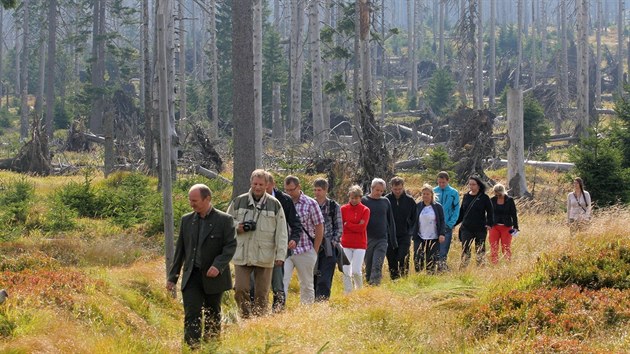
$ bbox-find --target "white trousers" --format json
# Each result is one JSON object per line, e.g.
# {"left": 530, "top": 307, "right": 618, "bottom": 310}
{"left": 342, "top": 248, "right": 366, "bottom": 276}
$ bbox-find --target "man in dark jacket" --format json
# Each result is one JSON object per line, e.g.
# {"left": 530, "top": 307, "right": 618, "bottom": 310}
{"left": 385, "top": 177, "right": 417, "bottom": 279}
{"left": 167, "top": 184, "right": 236, "bottom": 348}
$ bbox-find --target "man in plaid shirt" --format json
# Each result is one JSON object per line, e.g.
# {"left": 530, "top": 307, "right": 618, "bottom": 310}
{"left": 283, "top": 175, "right": 324, "bottom": 304}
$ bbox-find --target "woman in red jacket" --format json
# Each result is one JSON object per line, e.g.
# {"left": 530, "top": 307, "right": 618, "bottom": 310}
{"left": 340, "top": 185, "right": 371, "bottom": 293}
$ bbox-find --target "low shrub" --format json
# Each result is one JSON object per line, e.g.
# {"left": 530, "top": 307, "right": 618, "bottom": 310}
{"left": 0, "top": 177, "right": 34, "bottom": 223}
{"left": 42, "top": 196, "right": 78, "bottom": 232}
{"left": 97, "top": 172, "right": 152, "bottom": 228}
{"left": 533, "top": 241, "right": 630, "bottom": 290}
{"left": 465, "top": 286, "right": 630, "bottom": 338}
{"left": 57, "top": 173, "right": 103, "bottom": 218}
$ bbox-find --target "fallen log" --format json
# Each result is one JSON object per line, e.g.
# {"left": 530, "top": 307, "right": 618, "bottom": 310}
{"left": 195, "top": 165, "right": 232, "bottom": 184}
{"left": 83, "top": 132, "right": 106, "bottom": 144}
{"left": 490, "top": 158, "right": 574, "bottom": 172}
{"left": 393, "top": 124, "right": 434, "bottom": 142}
{"left": 394, "top": 158, "right": 425, "bottom": 170}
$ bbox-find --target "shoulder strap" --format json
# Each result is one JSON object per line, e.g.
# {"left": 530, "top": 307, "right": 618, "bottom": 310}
{"left": 461, "top": 194, "right": 480, "bottom": 223}
{"left": 574, "top": 193, "right": 587, "bottom": 212}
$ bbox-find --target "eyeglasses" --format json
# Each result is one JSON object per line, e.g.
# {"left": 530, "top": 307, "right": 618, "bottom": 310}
{"left": 285, "top": 187, "right": 297, "bottom": 193}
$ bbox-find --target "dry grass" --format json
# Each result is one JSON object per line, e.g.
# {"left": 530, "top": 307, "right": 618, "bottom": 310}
{"left": 0, "top": 170, "right": 629, "bottom": 353}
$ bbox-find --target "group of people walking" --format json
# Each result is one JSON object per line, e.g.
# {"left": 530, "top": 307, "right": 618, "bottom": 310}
{"left": 166, "top": 168, "right": 592, "bottom": 348}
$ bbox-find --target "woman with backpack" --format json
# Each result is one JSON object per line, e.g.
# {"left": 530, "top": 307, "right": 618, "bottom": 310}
{"left": 567, "top": 177, "right": 591, "bottom": 233}
{"left": 455, "top": 175, "right": 494, "bottom": 269}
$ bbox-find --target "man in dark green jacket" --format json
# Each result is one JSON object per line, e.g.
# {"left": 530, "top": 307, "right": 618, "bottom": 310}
{"left": 167, "top": 184, "right": 237, "bottom": 348}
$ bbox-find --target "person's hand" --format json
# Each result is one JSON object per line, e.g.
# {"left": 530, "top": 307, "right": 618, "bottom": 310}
{"left": 288, "top": 240, "right": 297, "bottom": 249}
{"left": 236, "top": 223, "right": 245, "bottom": 234}
{"left": 275, "top": 260, "right": 284, "bottom": 266}
{"left": 166, "top": 281, "right": 176, "bottom": 291}
{"left": 359, "top": 219, "right": 365, "bottom": 224}
{"left": 486, "top": 225, "right": 492, "bottom": 231}
{"left": 206, "top": 266, "right": 220, "bottom": 278}
{"left": 438, "top": 235, "right": 445, "bottom": 243}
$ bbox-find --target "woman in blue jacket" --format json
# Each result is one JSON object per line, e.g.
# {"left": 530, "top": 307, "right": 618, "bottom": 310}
{"left": 411, "top": 184, "right": 446, "bottom": 274}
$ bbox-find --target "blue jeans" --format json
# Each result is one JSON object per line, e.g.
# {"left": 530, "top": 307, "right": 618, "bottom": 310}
{"left": 438, "top": 227, "right": 453, "bottom": 263}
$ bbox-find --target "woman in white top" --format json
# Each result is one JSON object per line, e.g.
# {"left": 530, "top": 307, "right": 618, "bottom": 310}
{"left": 410, "top": 184, "right": 446, "bottom": 274}
{"left": 567, "top": 177, "right": 591, "bottom": 232}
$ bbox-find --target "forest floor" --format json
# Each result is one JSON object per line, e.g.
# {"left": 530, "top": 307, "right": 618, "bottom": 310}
{"left": 0, "top": 170, "right": 629, "bottom": 353}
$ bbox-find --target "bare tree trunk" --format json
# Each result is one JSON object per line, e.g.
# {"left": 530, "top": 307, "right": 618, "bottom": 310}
{"left": 438, "top": 0, "right": 445, "bottom": 69}
{"left": 323, "top": 0, "right": 332, "bottom": 128}
{"left": 290, "top": 0, "right": 305, "bottom": 142}
{"left": 595, "top": 0, "right": 602, "bottom": 108}
{"left": 515, "top": 0, "right": 522, "bottom": 88}
{"left": 90, "top": 0, "right": 105, "bottom": 134}
{"left": 360, "top": 0, "right": 371, "bottom": 103}
{"left": 45, "top": 0, "right": 56, "bottom": 138}
{"left": 143, "top": 0, "right": 154, "bottom": 172}
{"left": 530, "top": 0, "right": 536, "bottom": 88}
{"left": 15, "top": 17, "right": 20, "bottom": 103}
{"left": 272, "top": 82, "right": 284, "bottom": 148}
{"left": 352, "top": 0, "right": 361, "bottom": 140}
{"left": 191, "top": 1, "right": 197, "bottom": 81}
{"left": 475, "top": 0, "right": 483, "bottom": 108}
{"left": 540, "top": 0, "right": 547, "bottom": 68}
{"left": 407, "top": 0, "right": 416, "bottom": 106}
{"left": 209, "top": 0, "right": 219, "bottom": 139}
{"left": 575, "top": 0, "right": 589, "bottom": 137}
{"left": 232, "top": 0, "right": 257, "bottom": 197}
{"left": 380, "top": 0, "right": 386, "bottom": 122}
{"left": 156, "top": 9, "right": 175, "bottom": 294}
{"left": 253, "top": 0, "right": 263, "bottom": 165}
{"left": 178, "top": 0, "right": 186, "bottom": 122}
{"left": 489, "top": 0, "right": 496, "bottom": 108}
{"left": 309, "top": 0, "right": 325, "bottom": 149}
{"left": 0, "top": 8, "right": 3, "bottom": 102}
{"left": 560, "top": 0, "right": 569, "bottom": 105}
{"left": 617, "top": 0, "right": 625, "bottom": 95}
{"left": 20, "top": 0, "right": 29, "bottom": 140}
{"left": 36, "top": 34, "right": 45, "bottom": 121}
{"left": 104, "top": 101, "right": 114, "bottom": 177}
{"left": 507, "top": 88, "right": 529, "bottom": 197}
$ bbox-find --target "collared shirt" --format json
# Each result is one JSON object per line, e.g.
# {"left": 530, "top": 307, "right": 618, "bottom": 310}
{"left": 293, "top": 192, "right": 324, "bottom": 255}
{"left": 318, "top": 198, "right": 342, "bottom": 243}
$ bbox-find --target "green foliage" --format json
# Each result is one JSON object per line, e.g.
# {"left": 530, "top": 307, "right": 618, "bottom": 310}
{"left": 497, "top": 25, "right": 517, "bottom": 57}
{"left": 0, "top": 107, "right": 15, "bottom": 129}
{"left": 384, "top": 89, "right": 402, "bottom": 112}
{"left": 262, "top": 27, "right": 288, "bottom": 129}
{"left": 424, "top": 69, "right": 455, "bottom": 116}
{"left": 43, "top": 195, "right": 78, "bottom": 233}
{"left": 0, "top": 177, "right": 35, "bottom": 226}
{"left": 98, "top": 172, "right": 151, "bottom": 228}
{"left": 58, "top": 172, "right": 103, "bottom": 218}
{"left": 523, "top": 94, "right": 550, "bottom": 152}
{"left": 569, "top": 130, "right": 630, "bottom": 206}
{"left": 0, "top": 0, "right": 17, "bottom": 9}
{"left": 533, "top": 242, "right": 630, "bottom": 290}
{"left": 324, "top": 73, "right": 346, "bottom": 95}
{"left": 0, "top": 312, "right": 16, "bottom": 338}
{"left": 54, "top": 99, "right": 72, "bottom": 130}
{"left": 406, "top": 93, "right": 417, "bottom": 110}
{"left": 612, "top": 86, "right": 630, "bottom": 168}
{"left": 424, "top": 146, "right": 455, "bottom": 174}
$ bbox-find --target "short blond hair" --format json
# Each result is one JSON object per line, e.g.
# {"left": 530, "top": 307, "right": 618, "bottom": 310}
{"left": 348, "top": 185, "right": 363, "bottom": 198}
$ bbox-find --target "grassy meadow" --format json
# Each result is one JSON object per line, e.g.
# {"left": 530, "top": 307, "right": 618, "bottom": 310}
{"left": 0, "top": 169, "right": 629, "bottom": 353}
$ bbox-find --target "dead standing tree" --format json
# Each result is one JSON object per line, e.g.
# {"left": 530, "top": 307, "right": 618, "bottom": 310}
{"left": 446, "top": 106, "right": 495, "bottom": 184}
{"left": 356, "top": 99, "right": 394, "bottom": 191}
{"left": 0, "top": 117, "right": 52, "bottom": 175}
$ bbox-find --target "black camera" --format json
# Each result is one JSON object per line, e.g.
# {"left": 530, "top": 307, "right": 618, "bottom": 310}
{"left": 242, "top": 220, "right": 257, "bottom": 232}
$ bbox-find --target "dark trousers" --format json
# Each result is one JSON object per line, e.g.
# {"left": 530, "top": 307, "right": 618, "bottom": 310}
{"left": 386, "top": 242, "right": 410, "bottom": 280}
{"left": 314, "top": 250, "right": 337, "bottom": 301}
{"left": 182, "top": 268, "right": 223, "bottom": 347}
{"left": 365, "top": 238, "right": 388, "bottom": 285}
{"left": 413, "top": 237, "right": 421, "bottom": 272}
{"left": 460, "top": 227, "right": 487, "bottom": 268}
{"left": 415, "top": 239, "right": 440, "bottom": 274}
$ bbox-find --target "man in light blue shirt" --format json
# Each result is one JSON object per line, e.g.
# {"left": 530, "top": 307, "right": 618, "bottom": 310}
{"left": 433, "top": 171, "right": 460, "bottom": 272}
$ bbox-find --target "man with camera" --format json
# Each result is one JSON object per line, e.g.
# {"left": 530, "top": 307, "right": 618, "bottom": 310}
{"left": 283, "top": 175, "right": 324, "bottom": 305}
{"left": 166, "top": 184, "right": 237, "bottom": 348}
{"left": 227, "top": 169, "right": 288, "bottom": 318}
